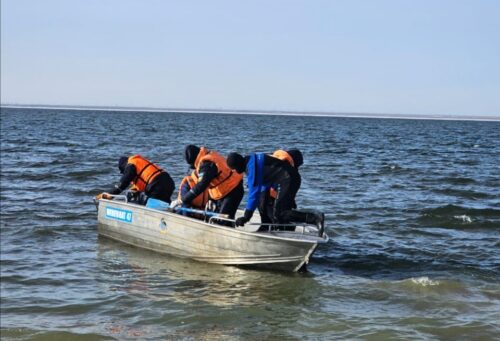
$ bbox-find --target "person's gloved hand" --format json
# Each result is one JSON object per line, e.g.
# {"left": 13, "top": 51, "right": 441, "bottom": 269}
{"left": 170, "top": 199, "right": 182, "bottom": 209}
{"left": 235, "top": 209, "right": 254, "bottom": 226}
{"left": 126, "top": 191, "right": 138, "bottom": 202}
{"left": 95, "top": 193, "right": 111, "bottom": 200}
{"left": 235, "top": 216, "right": 248, "bottom": 227}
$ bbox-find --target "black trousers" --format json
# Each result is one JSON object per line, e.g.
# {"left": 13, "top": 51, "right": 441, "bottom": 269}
{"left": 145, "top": 172, "right": 175, "bottom": 204}
{"left": 273, "top": 173, "right": 301, "bottom": 223}
{"left": 258, "top": 173, "right": 319, "bottom": 228}
{"left": 258, "top": 189, "right": 299, "bottom": 225}
{"left": 258, "top": 191, "right": 274, "bottom": 225}
{"left": 214, "top": 180, "right": 244, "bottom": 220}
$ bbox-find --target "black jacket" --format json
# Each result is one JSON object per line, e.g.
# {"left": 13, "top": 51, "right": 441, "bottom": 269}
{"left": 260, "top": 154, "right": 300, "bottom": 187}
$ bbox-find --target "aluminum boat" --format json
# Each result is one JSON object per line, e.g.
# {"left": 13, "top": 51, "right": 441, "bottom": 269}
{"left": 96, "top": 196, "right": 329, "bottom": 272}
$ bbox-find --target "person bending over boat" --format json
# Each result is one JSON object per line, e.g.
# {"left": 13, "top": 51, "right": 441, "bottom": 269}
{"left": 226, "top": 151, "right": 323, "bottom": 229}
{"left": 177, "top": 170, "right": 209, "bottom": 211}
{"left": 259, "top": 149, "right": 303, "bottom": 226}
{"left": 171, "top": 145, "right": 244, "bottom": 222}
{"left": 96, "top": 154, "right": 174, "bottom": 204}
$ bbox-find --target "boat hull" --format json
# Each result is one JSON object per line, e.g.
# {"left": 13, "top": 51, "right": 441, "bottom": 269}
{"left": 97, "top": 199, "right": 328, "bottom": 272}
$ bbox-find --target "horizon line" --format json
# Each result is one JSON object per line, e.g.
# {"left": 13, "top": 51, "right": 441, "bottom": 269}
{"left": 1, "top": 103, "right": 499, "bottom": 122}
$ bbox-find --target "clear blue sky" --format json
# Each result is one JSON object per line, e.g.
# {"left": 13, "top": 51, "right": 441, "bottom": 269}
{"left": 1, "top": 0, "right": 499, "bottom": 116}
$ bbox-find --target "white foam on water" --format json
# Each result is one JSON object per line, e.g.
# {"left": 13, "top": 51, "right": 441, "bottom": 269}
{"left": 454, "top": 214, "right": 472, "bottom": 223}
{"left": 410, "top": 276, "right": 440, "bottom": 287}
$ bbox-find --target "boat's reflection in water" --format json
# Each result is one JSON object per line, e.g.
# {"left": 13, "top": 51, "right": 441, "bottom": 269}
{"left": 96, "top": 236, "right": 323, "bottom": 309}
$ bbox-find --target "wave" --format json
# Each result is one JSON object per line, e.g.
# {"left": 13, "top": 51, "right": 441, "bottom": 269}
{"left": 439, "top": 177, "right": 477, "bottom": 185}
{"left": 314, "top": 252, "right": 432, "bottom": 279}
{"left": 373, "top": 276, "right": 471, "bottom": 294}
{"left": 2, "top": 172, "right": 64, "bottom": 182}
{"left": 421, "top": 205, "right": 499, "bottom": 217}
{"left": 1, "top": 274, "right": 66, "bottom": 286}
{"left": 418, "top": 205, "right": 500, "bottom": 229}
{"left": 408, "top": 276, "right": 440, "bottom": 287}
{"left": 313, "top": 245, "right": 500, "bottom": 280}
{"left": 431, "top": 188, "right": 493, "bottom": 200}
{"left": 33, "top": 227, "right": 61, "bottom": 236}
{"left": 0, "top": 328, "right": 114, "bottom": 341}
{"left": 65, "top": 169, "right": 105, "bottom": 179}
{"left": 376, "top": 164, "right": 416, "bottom": 175}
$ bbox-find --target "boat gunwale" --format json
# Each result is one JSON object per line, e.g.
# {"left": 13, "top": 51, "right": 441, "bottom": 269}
{"left": 98, "top": 199, "right": 329, "bottom": 244}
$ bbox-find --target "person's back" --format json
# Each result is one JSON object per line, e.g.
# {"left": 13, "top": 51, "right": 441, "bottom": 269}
{"left": 96, "top": 154, "right": 174, "bottom": 204}
{"left": 227, "top": 152, "right": 298, "bottom": 225}
{"left": 260, "top": 154, "right": 300, "bottom": 222}
{"left": 260, "top": 149, "right": 303, "bottom": 224}
{"left": 194, "top": 147, "right": 242, "bottom": 201}
{"left": 175, "top": 145, "right": 244, "bottom": 221}
{"left": 227, "top": 151, "right": 321, "bottom": 228}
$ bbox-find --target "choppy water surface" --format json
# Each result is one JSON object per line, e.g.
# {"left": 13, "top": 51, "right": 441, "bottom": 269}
{"left": 1, "top": 108, "right": 499, "bottom": 340}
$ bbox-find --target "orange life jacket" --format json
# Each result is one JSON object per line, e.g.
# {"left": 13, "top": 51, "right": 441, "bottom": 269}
{"left": 194, "top": 147, "right": 243, "bottom": 200}
{"left": 127, "top": 155, "right": 163, "bottom": 192}
{"left": 178, "top": 171, "right": 209, "bottom": 209}
{"left": 272, "top": 150, "right": 294, "bottom": 167}
{"left": 269, "top": 150, "right": 294, "bottom": 199}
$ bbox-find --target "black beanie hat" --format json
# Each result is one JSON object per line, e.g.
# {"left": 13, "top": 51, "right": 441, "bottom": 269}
{"left": 118, "top": 156, "right": 128, "bottom": 173}
{"left": 226, "top": 152, "right": 245, "bottom": 173}
{"left": 184, "top": 145, "right": 201, "bottom": 167}
{"left": 287, "top": 149, "right": 303, "bottom": 168}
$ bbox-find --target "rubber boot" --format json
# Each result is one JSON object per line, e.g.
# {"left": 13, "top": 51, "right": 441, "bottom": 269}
{"left": 284, "top": 210, "right": 325, "bottom": 236}
{"left": 309, "top": 212, "right": 325, "bottom": 237}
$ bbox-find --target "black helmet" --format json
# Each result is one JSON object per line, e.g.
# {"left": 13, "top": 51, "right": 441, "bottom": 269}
{"left": 184, "top": 145, "right": 201, "bottom": 168}
{"left": 287, "top": 149, "right": 303, "bottom": 168}
{"left": 226, "top": 152, "right": 246, "bottom": 174}
{"left": 118, "top": 156, "right": 128, "bottom": 174}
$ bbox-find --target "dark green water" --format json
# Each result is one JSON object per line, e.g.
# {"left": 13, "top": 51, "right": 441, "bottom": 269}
{"left": 1, "top": 108, "right": 499, "bottom": 340}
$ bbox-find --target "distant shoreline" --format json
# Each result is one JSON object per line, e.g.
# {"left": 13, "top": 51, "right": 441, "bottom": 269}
{"left": 1, "top": 104, "right": 499, "bottom": 122}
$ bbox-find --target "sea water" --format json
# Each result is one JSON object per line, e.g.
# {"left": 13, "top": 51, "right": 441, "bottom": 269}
{"left": 1, "top": 108, "right": 499, "bottom": 340}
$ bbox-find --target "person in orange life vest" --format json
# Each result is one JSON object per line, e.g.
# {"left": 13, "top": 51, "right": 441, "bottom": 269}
{"left": 259, "top": 149, "right": 303, "bottom": 226}
{"left": 178, "top": 170, "right": 209, "bottom": 210}
{"left": 173, "top": 145, "right": 244, "bottom": 220}
{"left": 227, "top": 151, "right": 322, "bottom": 228}
{"left": 97, "top": 155, "right": 174, "bottom": 204}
